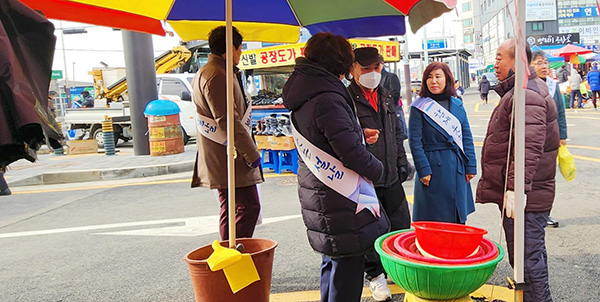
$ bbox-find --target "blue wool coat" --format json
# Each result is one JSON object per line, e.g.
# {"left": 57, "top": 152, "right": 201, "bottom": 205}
{"left": 408, "top": 97, "right": 477, "bottom": 223}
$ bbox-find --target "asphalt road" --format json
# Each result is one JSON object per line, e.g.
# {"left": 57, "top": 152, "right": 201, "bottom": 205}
{"left": 1, "top": 89, "right": 600, "bottom": 301}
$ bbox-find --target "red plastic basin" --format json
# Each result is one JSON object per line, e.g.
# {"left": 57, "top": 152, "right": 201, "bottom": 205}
{"left": 412, "top": 221, "right": 488, "bottom": 259}
{"left": 392, "top": 231, "right": 498, "bottom": 265}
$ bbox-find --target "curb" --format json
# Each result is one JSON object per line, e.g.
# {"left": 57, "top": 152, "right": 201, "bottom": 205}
{"left": 7, "top": 161, "right": 195, "bottom": 187}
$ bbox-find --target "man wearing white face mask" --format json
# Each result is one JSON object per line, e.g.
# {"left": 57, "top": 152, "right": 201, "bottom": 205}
{"left": 348, "top": 47, "right": 411, "bottom": 302}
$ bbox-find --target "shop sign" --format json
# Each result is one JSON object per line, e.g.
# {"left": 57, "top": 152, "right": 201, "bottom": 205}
{"left": 558, "top": 7, "right": 599, "bottom": 19}
{"left": 526, "top": 0, "right": 557, "bottom": 21}
{"left": 560, "top": 25, "right": 600, "bottom": 37}
{"left": 51, "top": 70, "right": 63, "bottom": 79}
{"left": 239, "top": 39, "right": 400, "bottom": 70}
{"left": 526, "top": 33, "right": 580, "bottom": 46}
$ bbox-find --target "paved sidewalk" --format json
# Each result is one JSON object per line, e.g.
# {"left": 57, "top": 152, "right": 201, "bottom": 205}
{"left": 4, "top": 144, "right": 196, "bottom": 187}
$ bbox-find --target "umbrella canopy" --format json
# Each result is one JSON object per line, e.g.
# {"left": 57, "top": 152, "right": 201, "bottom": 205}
{"left": 21, "top": 0, "right": 456, "bottom": 42}
{"left": 570, "top": 54, "right": 586, "bottom": 64}
{"left": 553, "top": 44, "right": 592, "bottom": 58}
{"left": 584, "top": 53, "right": 600, "bottom": 62}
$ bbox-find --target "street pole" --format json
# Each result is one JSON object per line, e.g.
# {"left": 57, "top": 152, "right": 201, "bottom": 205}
{"left": 122, "top": 30, "right": 157, "bottom": 156}
{"left": 59, "top": 21, "right": 71, "bottom": 107}
{"left": 514, "top": 0, "right": 526, "bottom": 300}
{"left": 402, "top": 32, "right": 413, "bottom": 106}
{"left": 226, "top": 0, "right": 237, "bottom": 248}
{"left": 423, "top": 25, "right": 429, "bottom": 71}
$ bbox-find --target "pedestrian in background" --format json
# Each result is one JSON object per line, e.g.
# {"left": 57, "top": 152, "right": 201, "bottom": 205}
{"left": 408, "top": 62, "right": 477, "bottom": 224}
{"left": 81, "top": 91, "right": 94, "bottom": 108}
{"left": 558, "top": 64, "right": 569, "bottom": 83}
{"left": 586, "top": 63, "right": 600, "bottom": 110}
{"left": 569, "top": 69, "right": 583, "bottom": 108}
{"left": 0, "top": 172, "right": 10, "bottom": 196}
{"left": 283, "top": 33, "right": 389, "bottom": 302}
{"left": 191, "top": 26, "right": 263, "bottom": 241}
{"left": 348, "top": 47, "right": 410, "bottom": 301}
{"left": 380, "top": 65, "right": 415, "bottom": 180}
{"left": 530, "top": 51, "right": 568, "bottom": 228}
{"left": 48, "top": 90, "right": 57, "bottom": 116}
{"left": 478, "top": 75, "right": 490, "bottom": 103}
{"left": 477, "top": 39, "right": 558, "bottom": 302}
{"left": 455, "top": 79, "right": 465, "bottom": 100}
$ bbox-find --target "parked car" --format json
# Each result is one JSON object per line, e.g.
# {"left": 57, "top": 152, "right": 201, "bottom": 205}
{"left": 481, "top": 72, "right": 498, "bottom": 89}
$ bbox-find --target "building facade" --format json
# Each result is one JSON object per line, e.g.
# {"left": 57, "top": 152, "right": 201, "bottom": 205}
{"left": 558, "top": 1, "right": 600, "bottom": 47}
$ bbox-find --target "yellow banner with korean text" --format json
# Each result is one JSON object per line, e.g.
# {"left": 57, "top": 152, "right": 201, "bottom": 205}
{"left": 239, "top": 39, "right": 400, "bottom": 70}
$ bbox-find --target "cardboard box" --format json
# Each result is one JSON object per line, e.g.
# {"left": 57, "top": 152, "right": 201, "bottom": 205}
{"left": 255, "top": 135, "right": 271, "bottom": 150}
{"left": 67, "top": 139, "right": 98, "bottom": 155}
{"left": 268, "top": 136, "right": 295, "bottom": 151}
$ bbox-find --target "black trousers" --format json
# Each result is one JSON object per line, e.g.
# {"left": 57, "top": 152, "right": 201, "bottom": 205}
{"left": 591, "top": 90, "right": 599, "bottom": 108}
{"left": 503, "top": 211, "right": 553, "bottom": 302}
{"left": 364, "top": 180, "right": 411, "bottom": 279}
{"left": 320, "top": 255, "right": 365, "bottom": 302}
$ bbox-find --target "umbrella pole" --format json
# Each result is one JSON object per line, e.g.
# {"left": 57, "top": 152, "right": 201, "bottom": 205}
{"left": 225, "top": 0, "right": 236, "bottom": 249}
{"left": 513, "top": 0, "right": 526, "bottom": 300}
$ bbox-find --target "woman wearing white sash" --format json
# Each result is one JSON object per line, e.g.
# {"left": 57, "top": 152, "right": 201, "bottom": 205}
{"left": 282, "top": 33, "right": 389, "bottom": 302}
{"left": 408, "top": 62, "right": 477, "bottom": 224}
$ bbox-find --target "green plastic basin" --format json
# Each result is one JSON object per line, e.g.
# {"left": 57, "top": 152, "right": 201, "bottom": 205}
{"left": 375, "top": 230, "right": 504, "bottom": 300}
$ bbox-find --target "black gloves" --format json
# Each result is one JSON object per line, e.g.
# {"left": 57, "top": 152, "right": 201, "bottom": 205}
{"left": 398, "top": 165, "right": 409, "bottom": 183}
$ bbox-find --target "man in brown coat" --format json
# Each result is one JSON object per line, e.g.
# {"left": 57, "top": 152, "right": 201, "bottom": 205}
{"left": 191, "top": 26, "right": 263, "bottom": 240}
{"left": 476, "top": 38, "right": 559, "bottom": 302}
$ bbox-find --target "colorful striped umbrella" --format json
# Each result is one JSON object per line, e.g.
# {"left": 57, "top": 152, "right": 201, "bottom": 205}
{"left": 21, "top": 0, "right": 456, "bottom": 42}
{"left": 553, "top": 44, "right": 593, "bottom": 60}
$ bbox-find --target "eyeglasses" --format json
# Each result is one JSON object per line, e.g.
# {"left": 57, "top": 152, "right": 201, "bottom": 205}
{"left": 533, "top": 61, "right": 549, "bottom": 66}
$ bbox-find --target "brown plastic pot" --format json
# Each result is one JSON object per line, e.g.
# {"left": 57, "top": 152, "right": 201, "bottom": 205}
{"left": 184, "top": 238, "right": 278, "bottom": 302}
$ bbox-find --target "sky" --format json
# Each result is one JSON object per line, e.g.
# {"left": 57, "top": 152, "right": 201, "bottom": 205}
{"left": 50, "top": 8, "right": 463, "bottom": 84}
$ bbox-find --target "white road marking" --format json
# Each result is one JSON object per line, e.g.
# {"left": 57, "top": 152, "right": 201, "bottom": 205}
{"left": 96, "top": 214, "right": 302, "bottom": 237}
{"left": 0, "top": 214, "right": 302, "bottom": 238}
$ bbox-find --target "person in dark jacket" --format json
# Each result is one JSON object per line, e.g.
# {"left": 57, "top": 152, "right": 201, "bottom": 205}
{"left": 409, "top": 62, "right": 477, "bottom": 224}
{"left": 282, "top": 33, "right": 389, "bottom": 302}
{"left": 530, "top": 50, "right": 568, "bottom": 228}
{"left": 478, "top": 75, "right": 491, "bottom": 103}
{"left": 348, "top": 47, "right": 410, "bottom": 301}
{"left": 586, "top": 64, "right": 600, "bottom": 110}
{"left": 476, "top": 39, "right": 559, "bottom": 302}
{"left": 558, "top": 64, "right": 569, "bottom": 83}
{"left": 81, "top": 91, "right": 94, "bottom": 108}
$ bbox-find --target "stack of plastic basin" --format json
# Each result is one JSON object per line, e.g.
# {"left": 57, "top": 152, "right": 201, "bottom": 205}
{"left": 374, "top": 222, "right": 504, "bottom": 301}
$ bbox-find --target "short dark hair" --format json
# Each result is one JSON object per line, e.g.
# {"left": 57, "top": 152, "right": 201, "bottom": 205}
{"left": 208, "top": 26, "right": 243, "bottom": 56}
{"left": 419, "top": 62, "right": 456, "bottom": 98}
{"left": 531, "top": 50, "right": 547, "bottom": 62}
{"left": 304, "top": 32, "right": 354, "bottom": 77}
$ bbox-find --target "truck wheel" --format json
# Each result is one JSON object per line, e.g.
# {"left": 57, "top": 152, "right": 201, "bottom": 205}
{"left": 92, "top": 128, "right": 119, "bottom": 148}
{"left": 182, "top": 128, "right": 190, "bottom": 146}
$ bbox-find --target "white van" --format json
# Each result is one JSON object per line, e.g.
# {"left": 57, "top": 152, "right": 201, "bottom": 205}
{"left": 65, "top": 73, "right": 198, "bottom": 147}
{"left": 156, "top": 73, "right": 197, "bottom": 144}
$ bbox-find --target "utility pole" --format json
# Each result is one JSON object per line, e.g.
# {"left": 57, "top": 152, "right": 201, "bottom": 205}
{"left": 59, "top": 21, "right": 71, "bottom": 107}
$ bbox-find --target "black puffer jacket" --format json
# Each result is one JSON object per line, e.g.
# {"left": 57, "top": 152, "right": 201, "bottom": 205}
{"left": 283, "top": 57, "right": 389, "bottom": 257}
{"left": 348, "top": 81, "right": 409, "bottom": 188}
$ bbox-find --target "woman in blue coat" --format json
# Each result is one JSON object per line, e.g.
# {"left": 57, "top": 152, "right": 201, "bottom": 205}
{"left": 408, "top": 62, "right": 477, "bottom": 223}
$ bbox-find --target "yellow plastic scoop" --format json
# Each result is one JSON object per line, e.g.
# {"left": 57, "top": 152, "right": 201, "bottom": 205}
{"left": 207, "top": 241, "right": 242, "bottom": 271}
{"left": 206, "top": 240, "right": 260, "bottom": 293}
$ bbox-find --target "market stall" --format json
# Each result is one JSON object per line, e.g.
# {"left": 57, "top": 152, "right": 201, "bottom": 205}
{"left": 239, "top": 39, "right": 402, "bottom": 174}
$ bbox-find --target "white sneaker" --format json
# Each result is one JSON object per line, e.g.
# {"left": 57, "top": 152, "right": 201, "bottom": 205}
{"left": 369, "top": 273, "right": 392, "bottom": 301}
